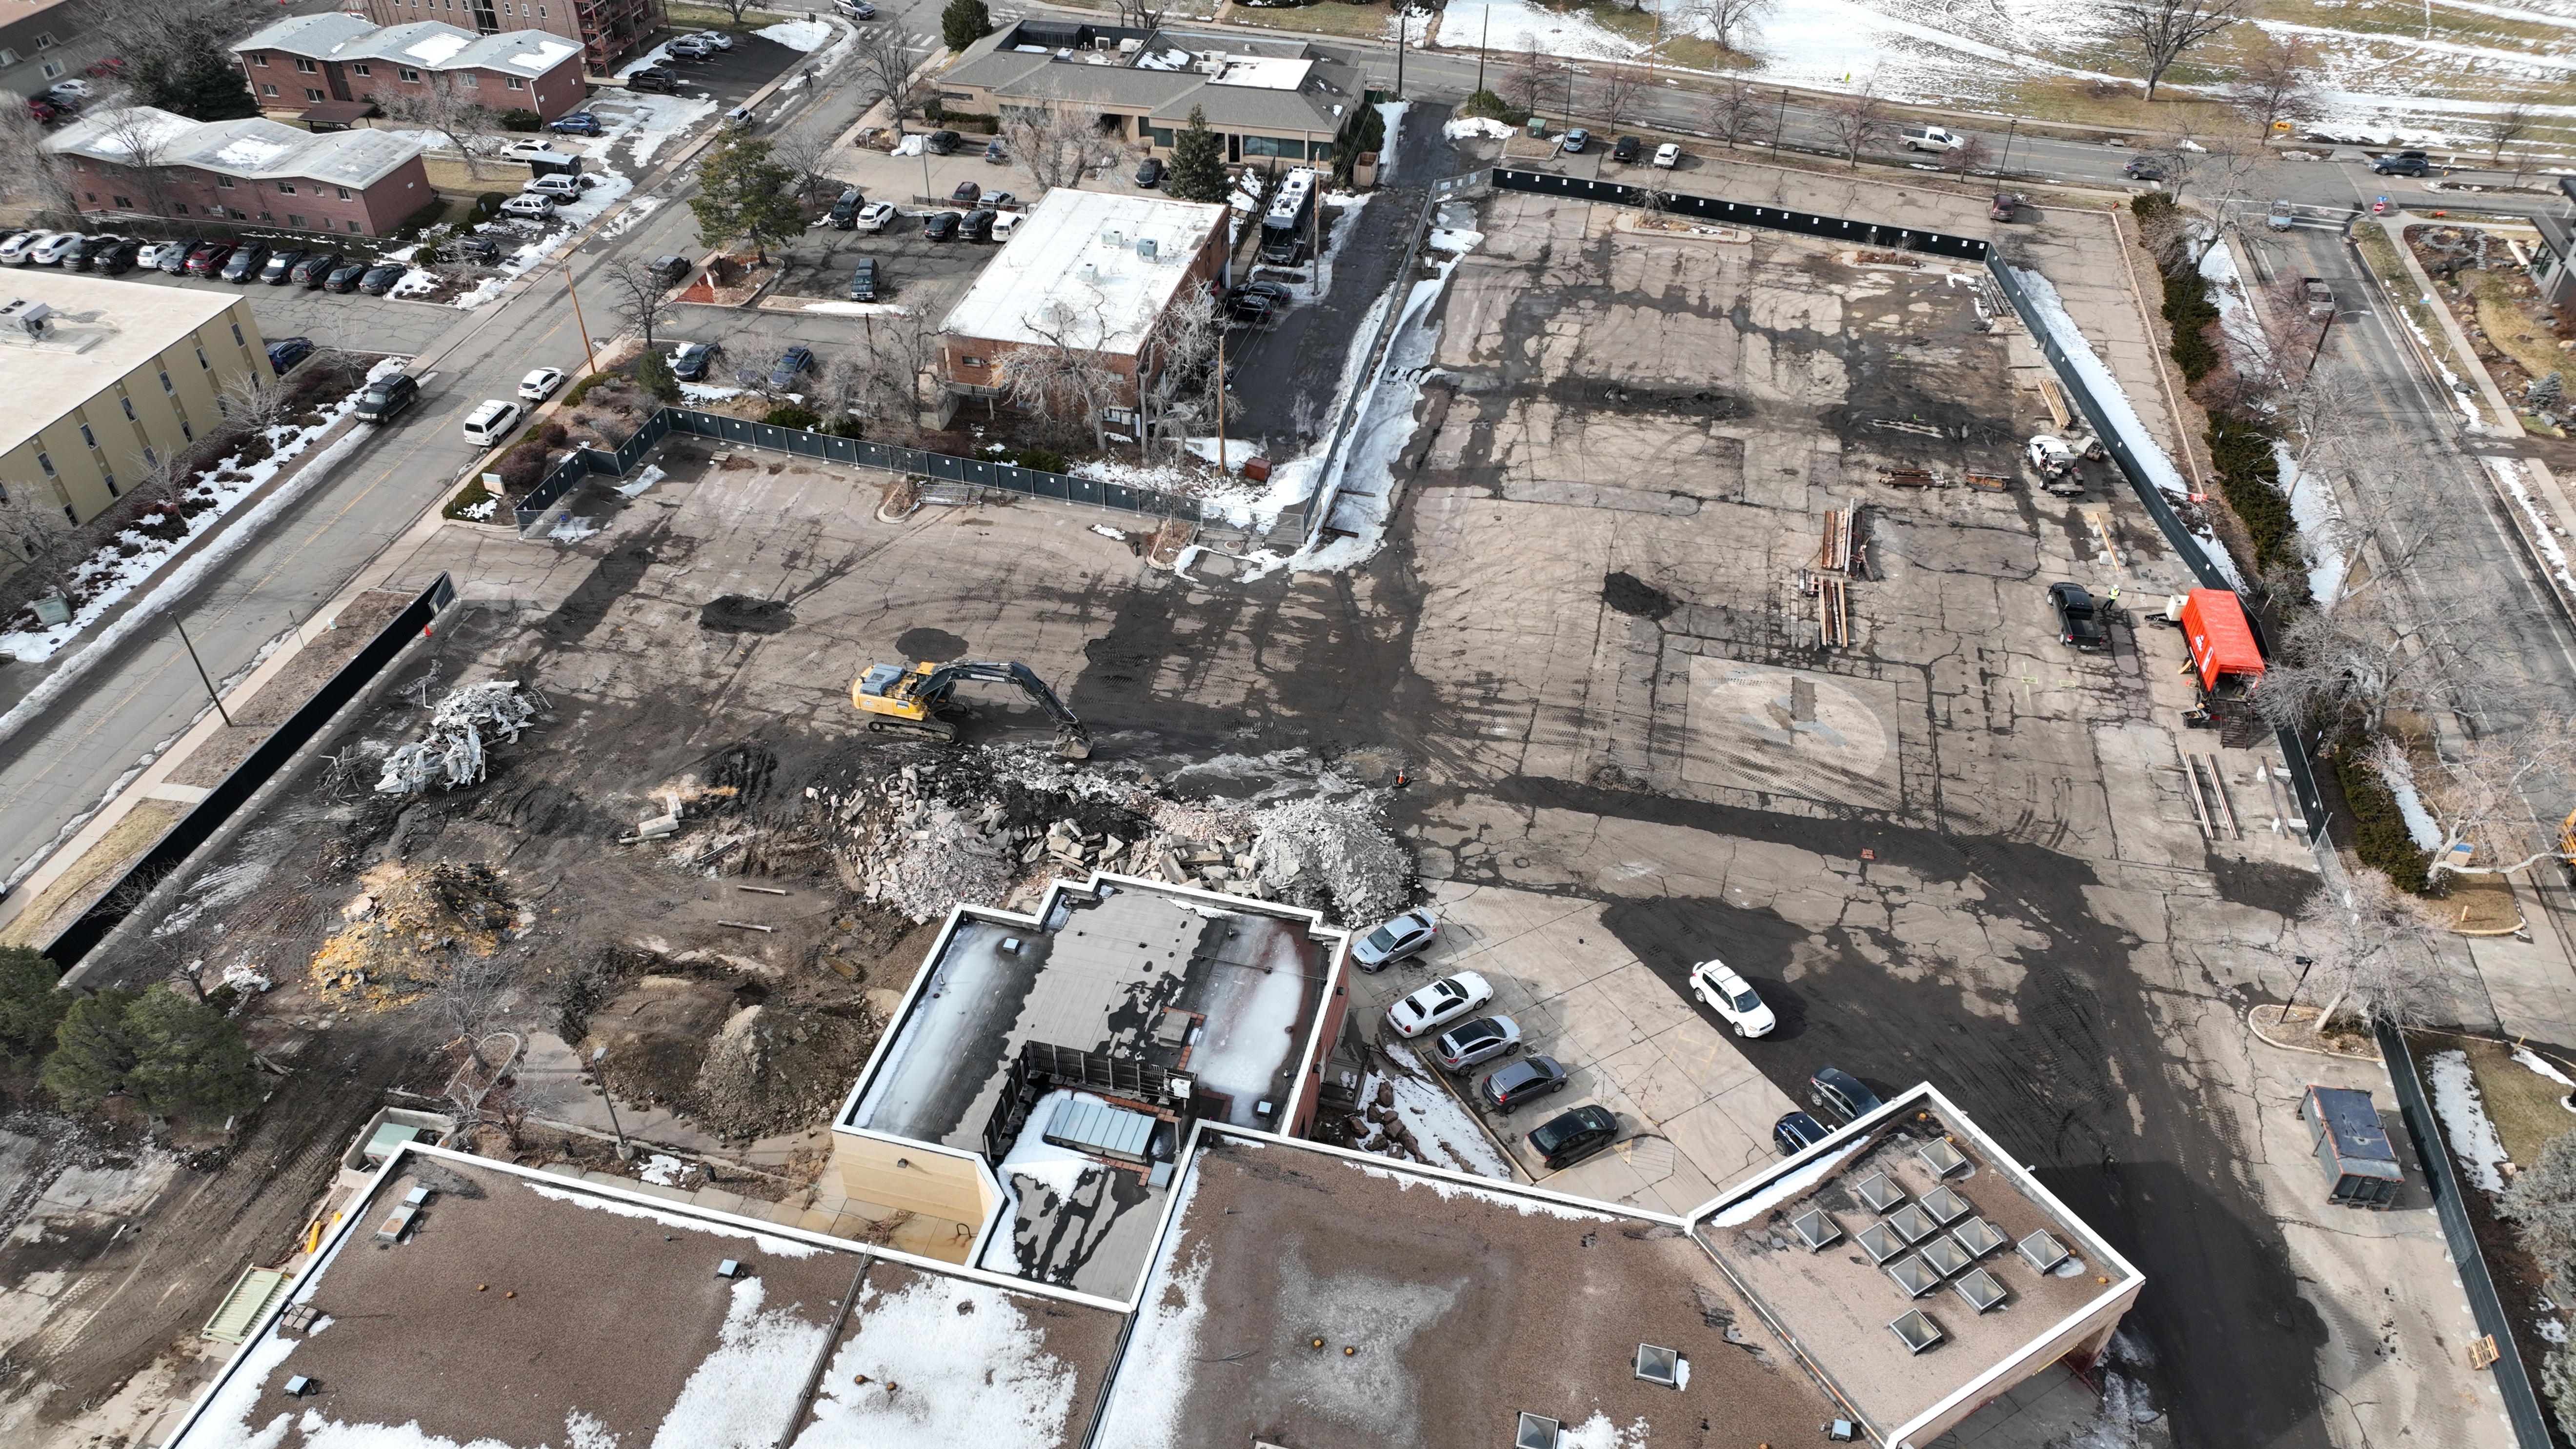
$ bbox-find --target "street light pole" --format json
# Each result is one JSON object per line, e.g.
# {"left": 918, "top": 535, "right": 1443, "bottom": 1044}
{"left": 562, "top": 259, "right": 598, "bottom": 376}
{"left": 1394, "top": 7, "right": 1406, "bottom": 99}
{"left": 1772, "top": 88, "right": 1788, "bottom": 156}
{"left": 592, "top": 1045, "right": 633, "bottom": 1160}
{"left": 1997, "top": 117, "right": 2019, "bottom": 179}
{"left": 1476, "top": 5, "right": 1488, "bottom": 97}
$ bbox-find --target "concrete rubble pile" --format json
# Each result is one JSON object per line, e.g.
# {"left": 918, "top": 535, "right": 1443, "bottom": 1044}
{"left": 377, "top": 680, "right": 537, "bottom": 794}
{"left": 804, "top": 745, "right": 1415, "bottom": 926}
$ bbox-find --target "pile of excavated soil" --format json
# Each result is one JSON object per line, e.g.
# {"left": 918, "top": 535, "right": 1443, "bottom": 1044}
{"left": 308, "top": 861, "right": 518, "bottom": 1008}
{"left": 579, "top": 967, "right": 883, "bottom": 1142}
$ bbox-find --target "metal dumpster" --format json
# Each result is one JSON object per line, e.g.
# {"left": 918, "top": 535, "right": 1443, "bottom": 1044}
{"left": 2302, "top": 1084, "right": 2403, "bottom": 1208}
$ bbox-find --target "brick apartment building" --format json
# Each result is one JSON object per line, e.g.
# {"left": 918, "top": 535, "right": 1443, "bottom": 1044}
{"left": 342, "top": 0, "right": 664, "bottom": 74}
{"left": 234, "top": 14, "right": 588, "bottom": 125}
{"left": 44, "top": 108, "right": 434, "bottom": 236}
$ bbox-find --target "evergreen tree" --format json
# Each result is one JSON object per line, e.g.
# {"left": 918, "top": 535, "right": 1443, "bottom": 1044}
{"left": 689, "top": 133, "right": 804, "bottom": 265}
{"left": 137, "top": 40, "right": 261, "bottom": 121}
{"left": 124, "top": 986, "right": 260, "bottom": 1123}
{"left": 0, "top": 946, "right": 67, "bottom": 1063}
{"left": 1167, "top": 106, "right": 1229, "bottom": 204}
{"left": 942, "top": 0, "right": 995, "bottom": 53}
{"left": 638, "top": 348, "right": 682, "bottom": 402}
{"left": 42, "top": 988, "right": 140, "bottom": 1112}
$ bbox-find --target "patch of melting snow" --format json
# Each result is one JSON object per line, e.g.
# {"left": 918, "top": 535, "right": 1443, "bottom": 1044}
{"left": 757, "top": 18, "right": 833, "bottom": 49}
{"left": 794, "top": 1271, "right": 1084, "bottom": 1449}
{"left": 2428, "top": 1049, "right": 2513, "bottom": 1193}
{"left": 523, "top": 1179, "right": 820, "bottom": 1257}
{"left": 1353, "top": 1041, "right": 1514, "bottom": 1180}
{"left": 639, "top": 1152, "right": 687, "bottom": 1186}
{"left": 2516, "top": 1045, "right": 2576, "bottom": 1096}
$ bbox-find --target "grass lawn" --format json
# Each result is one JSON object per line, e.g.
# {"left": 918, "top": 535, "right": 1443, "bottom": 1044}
{"left": 2461, "top": 1037, "right": 2576, "bottom": 1170}
{"left": 1218, "top": 0, "right": 1397, "bottom": 42}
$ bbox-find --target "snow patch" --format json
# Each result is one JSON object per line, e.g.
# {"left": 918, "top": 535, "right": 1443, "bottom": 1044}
{"left": 2376, "top": 748, "right": 2445, "bottom": 852}
{"left": 757, "top": 18, "right": 834, "bottom": 51}
{"left": 2516, "top": 1046, "right": 2576, "bottom": 1092}
{"left": 2428, "top": 1049, "right": 2512, "bottom": 1194}
{"left": 639, "top": 1152, "right": 687, "bottom": 1186}
{"left": 523, "top": 1179, "right": 821, "bottom": 1257}
{"left": 792, "top": 1273, "right": 1083, "bottom": 1449}
{"left": 1348, "top": 1155, "right": 1616, "bottom": 1220}
{"left": 653, "top": 1276, "right": 831, "bottom": 1449}
{"left": 1443, "top": 116, "right": 1517, "bottom": 141}
{"left": 1708, "top": 1141, "right": 1867, "bottom": 1227}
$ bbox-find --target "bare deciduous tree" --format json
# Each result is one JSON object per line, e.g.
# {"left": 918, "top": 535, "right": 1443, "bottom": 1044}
{"left": 1585, "top": 64, "right": 1646, "bottom": 133}
{"left": 1140, "top": 288, "right": 1220, "bottom": 463}
{"left": 2399, "top": 723, "right": 2576, "bottom": 878}
{"left": 601, "top": 256, "right": 682, "bottom": 350}
{"left": 1680, "top": 0, "right": 1775, "bottom": 53}
{"left": 768, "top": 124, "right": 835, "bottom": 199}
{"left": 1110, "top": 0, "right": 1169, "bottom": 28}
{"left": 849, "top": 26, "right": 931, "bottom": 137}
{"left": 380, "top": 83, "right": 503, "bottom": 181}
{"left": 2114, "top": 0, "right": 2248, "bottom": 102}
{"left": 1008, "top": 287, "right": 1126, "bottom": 453}
{"left": 0, "top": 494, "right": 80, "bottom": 581}
{"left": 1005, "top": 105, "right": 1125, "bottom": 195}
{"left": 2292, "top": 871, "right": 2450, "bottom": 1031}
{"left": 2225, "top": 34, "right": 2324, "bottom": 135}
{"left": 2500, "top": 1130, "right": 2576, "bottom": 1303}
{"left": 1939, "top": 134, "right": 1993, "bottom": 178}
{"left": 1499, "top": 45, "right": 1570, "bottom": 120}
{"left": 219, "top": 369, "right": 297, "bottom": 436}
{"left": 86, "top": 106, "right": 184, "bottom": 218}
{"left": 2480, "top": 102, "right": 2536, "bottom": 166}
{"left": 1701, "top": 76, "right": 1771, "bottom": 149}
{"left": 1819, "top": 86, "right": 1890, "bottom": 167}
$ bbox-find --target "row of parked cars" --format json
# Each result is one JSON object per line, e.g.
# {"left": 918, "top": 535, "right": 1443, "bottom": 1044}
{"left": 1359, "top": 905, "right": 1887, "bottom": 1169}
{"left": 0, "top": 227, "right": 431, "bottom": 295}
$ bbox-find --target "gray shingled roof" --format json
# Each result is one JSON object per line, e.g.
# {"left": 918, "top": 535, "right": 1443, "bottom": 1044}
{"left": 952, "top": 24, "right": 1359, "bottom": 137}
{"left": 45, "top": 108, "right": 426, "bottom": 189}
{"left": 233, "top": 15, "right": 582, "bottom": 76}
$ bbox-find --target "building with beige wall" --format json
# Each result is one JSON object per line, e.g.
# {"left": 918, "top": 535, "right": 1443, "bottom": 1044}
{"left": 0, "top": 272, "right": 267, "bottom": 531}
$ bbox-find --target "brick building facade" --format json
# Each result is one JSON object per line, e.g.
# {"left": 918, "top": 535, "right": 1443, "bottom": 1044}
{"left": 234, "top": 14, "right": 588, "bottom": 123}
{"left": 45, "top": 109, "right": 435, "bottom": 237}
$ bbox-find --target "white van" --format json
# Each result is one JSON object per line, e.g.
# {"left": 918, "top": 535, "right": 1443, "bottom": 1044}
{"left": 462, "top": 399, "right": 523, "bottom": 447}
{"left": 1899, "top": 125, "right": 1963, "bottom": 153}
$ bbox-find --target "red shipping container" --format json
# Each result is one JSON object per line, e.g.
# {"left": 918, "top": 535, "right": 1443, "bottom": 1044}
{"left": 2179, "top": 589, "right": 2264, "bottom": 691}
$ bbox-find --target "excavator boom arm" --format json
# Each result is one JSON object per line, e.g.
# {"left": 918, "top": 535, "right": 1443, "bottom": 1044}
{"left": 923, "top": 661, "right": 1087, "bottom": 735}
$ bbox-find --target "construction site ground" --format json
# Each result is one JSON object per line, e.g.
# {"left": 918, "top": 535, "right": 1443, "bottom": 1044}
{"left": 0, "top": 172, "right": 2528, "bottom": 1449}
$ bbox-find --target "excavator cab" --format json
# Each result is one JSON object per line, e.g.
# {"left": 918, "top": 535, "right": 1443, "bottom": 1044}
{"left": 850, "top": 658, "right": 1092, "bottom": 759}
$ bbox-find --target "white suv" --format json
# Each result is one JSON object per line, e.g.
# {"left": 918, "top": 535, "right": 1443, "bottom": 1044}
{"left": 462, "top": 399, "right": 523, "bottom": 446}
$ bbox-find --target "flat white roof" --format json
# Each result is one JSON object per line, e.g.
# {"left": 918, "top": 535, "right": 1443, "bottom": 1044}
{"left": 939, "top": 189, "right": 1226, "bottom": 358}
{"left": 0, "top": 273, "right": 251, "bottom": 458}
{"left": 1208, "top": 55, "right": 1312, "bottom": 90}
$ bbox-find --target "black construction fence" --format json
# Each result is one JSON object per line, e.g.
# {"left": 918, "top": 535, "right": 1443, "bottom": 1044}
{"left": 513, "top": 407, "right": 1214, "bottom": 534}
{"left": 45, "top": 572, "right": 457, "bottom": 972}
{"left": 2379, "top": 1022, "right": 2555, "bottom": 1449}
{"left": 1489, "top": 168, "right": 1991, "bottom": 262}
{"left": 1981, "top": 257, "right": 2330, "bottom": 843}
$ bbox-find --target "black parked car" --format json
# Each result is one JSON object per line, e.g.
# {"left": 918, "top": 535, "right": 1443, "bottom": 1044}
{"left": 924, "top": 128, "right": 961, "bottom": 155}
{"left": 671, "top": 341, "right": 721, "bottom": 380}
{"left": 2122, "top": 157, "right": 2165, "bottom": 181}
{"left": 1611, "top": 134, "right": 1643, "bottom": 162}
{"left": 628, "top": 66, "right": 682, "bottom": 94}
{"left": 1807, "top": 1067, "right": 1883, "bottom": 1126}
{"left": 923, "top": 210, "right": 960, "bottom": 242}
{"left": 650, "top": 253, "right": 691, "bottom": 285}
{"left": 2371, "top": 149, "right": 2432, "bottom": 176}
{"left": 355, "top": 371, "right": 419, "bottom": 423}
{"left": 65, "top": 235, "right": 119, "bottom": 270}
{"left": 161, "top": 237, "right": 206, "bottom": 275}
{"left": 1479, "top": 1054, "right": 1569, "bottom": 1114}
{"left": 89, "top": 240, "right": 138, "bottom": 275}
{"left": 960, "top": 208, "right": 995, "bottom": 242}
{"left": 443, "top": 236, "right": 501, "bottom": 266}
{"left": 325, "top": 261, "right": 371, "bottom": 293}
{"left": 265, "top": 336, "right": 314, "bottom": 374}
{"left": 358, "top": 262, "right": 406, "bottom": 295}
{"left": 259, "top": 248, "right": 305, "bottom": 284}
{"left": 768, "top": 344, "right": 814, "bottom": 389}
{"left": 1773, "top": 1110, "right": 1831, "bottom": 1157}
{"left": 827, "top": 187, "right": 865, "bottom": 228}
{"left": 1527, "top": 1104, "right": 1619, "bottom": 1171}
{"left": 847, "top": 257, "right": 879, "bottom": 301}
{"left": 290, "top": 251, "right": 342, "bottom": 286}
{"left": 1134, "top": 155, "right": 1164, "bottom": 187}
{"left": 1227, "top": 291, "right": 1278, "bottom": 324}
{"left": 218, "top": 244, "right": 269, "bottom": 283}
{"left": 2048, "top": 582, "right": 2108, "bottom": 652}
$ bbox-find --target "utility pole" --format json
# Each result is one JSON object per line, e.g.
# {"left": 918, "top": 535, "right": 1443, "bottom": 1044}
{"left": 562, "top": 259, "right": 598, "bottom": 376}
{"left": 1394, "top": 6, "right": 1405, "bottom": 99}
{"left": 1476, "top": 5, "right": 1488, "bottom": 96}
{"left": 174, "top": 618, "right": 231, "bottom": 728}
{"left": 1772, "top": 88, "right": 1789, "bottom": 156}
{"left": 1215, "top": 327, "right": 1227, "bottom": 473}
{"left": 1997, "top": 117, "right": 2020, "bottom": 179}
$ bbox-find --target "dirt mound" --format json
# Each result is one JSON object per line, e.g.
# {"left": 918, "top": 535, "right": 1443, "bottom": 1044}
{"left": 1249, "top": 793, "right": 1411, "bottom": 924}
{"left": 687, "top": 1004, "right": 878, "bottom": 1140}
{"left": 308, "top": 861, "right": 518, "bottom": 1008}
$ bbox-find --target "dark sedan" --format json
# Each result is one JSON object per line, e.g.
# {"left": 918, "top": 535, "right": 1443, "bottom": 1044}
{"left": 217, "top": 244, "right": 268, "bottom": 283}
{"left": 671, "top": 341, "right": 722, "bottom": 381}
{"left": 324, "top": 261, "right": 371, "bottom": 293}
{"left": 923, "top": 211, "right": 960, "bottom": 242}
{"left": 291, "top": 251, "right": 343, "bottom": 287}
{"left": 1479, "top": 1054, "right": 1569, "bottom": 1114}
{"left": 357, "top": 262, "right": 406, "bottom": 295}
{"left": 767, "top": 344, "right": 814, "bottom": 389}
{"left": 1527, "top": 1104, "right": 1619, "bottom": 1170}
{"left": 1773, "top": 1110, "right": 1831, "bottom": 1156}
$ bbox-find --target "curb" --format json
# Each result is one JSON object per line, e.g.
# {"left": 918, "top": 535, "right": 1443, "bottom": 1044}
{"left": 2247, "top": 1003, "right": 2382, "bottom": 1062}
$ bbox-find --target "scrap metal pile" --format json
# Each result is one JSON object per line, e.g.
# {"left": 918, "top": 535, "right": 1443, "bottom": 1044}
{"left": 377, "top": 680, "right": 539, "bottom": 794}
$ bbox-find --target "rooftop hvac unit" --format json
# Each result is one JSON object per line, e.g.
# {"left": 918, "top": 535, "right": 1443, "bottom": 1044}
{"left": 1135, "top": 237, "right": 1158, "bottom": 262}
{"left": 1098, "top": 228, "right": 1124, "bottom": 247}
{"left": 0, "top": 299, "right": 53, "bottom": 337}
{"left": 1119, "top": 37, "right": 1141, "bottom": 51}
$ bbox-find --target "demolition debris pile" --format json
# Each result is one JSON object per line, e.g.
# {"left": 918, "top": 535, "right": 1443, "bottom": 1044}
{"left": 309, "top": 860, "right": 518, "bottom": 1007}
{"left": 378, "top": 680, "right": 539, "bottom": 794}
{"left": 791, "top": 745, "right": 1414, "bottom": 926}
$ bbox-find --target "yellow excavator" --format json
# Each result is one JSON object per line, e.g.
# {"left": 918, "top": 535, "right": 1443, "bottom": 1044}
{"left": 850, "top": 659, "right": 1093, "bottom": 760}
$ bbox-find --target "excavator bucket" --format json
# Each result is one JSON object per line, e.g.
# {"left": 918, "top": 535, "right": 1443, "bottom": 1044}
{"left": 1055, "top": 732, "right": 1093, "bottom": 762}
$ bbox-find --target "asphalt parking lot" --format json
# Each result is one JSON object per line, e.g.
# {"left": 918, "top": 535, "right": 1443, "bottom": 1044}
{"left": 49, "top": 261, "right": 463, "bottom": 357}
{"left": 1346, "top": 881, "right": 1800, "bottom": 1215}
